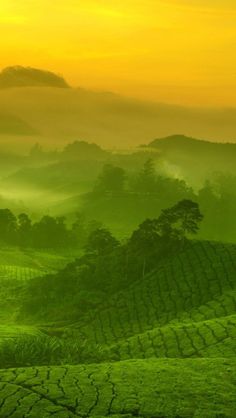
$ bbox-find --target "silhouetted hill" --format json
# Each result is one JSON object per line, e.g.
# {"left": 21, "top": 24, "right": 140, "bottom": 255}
{"left": 148, "top": 134, "right": 236, "bottom": 152}
{"left": 0, "top": 66, "right": 69, "bottom": 89}
{"left": 146, "top": 134, "right": 236, "bottom": 185}
{"left": 60, "top": 140, "right": 108, "bottom": 161}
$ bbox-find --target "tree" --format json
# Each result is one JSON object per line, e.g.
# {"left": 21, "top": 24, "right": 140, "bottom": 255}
{"left": 129, "top": 219, "right": 161, "bottom": 277}
{"left": 32, "top": 215, "right": 69, "bottom": 248}
{"left": 95, "top": 164, "right": 126, "bottom": 193}
{"left": 129, "top": 219, "right": 160, "bottom": 254}
{"left": 134, "top": 158, "right": 157, "bottom": 193}
{"left": 0, "top": 208, "right": 17, "bottom": 245}
{"left": 157, "top": 199, "right": 203, "bottom": 240}
{"left": 18, "top": 213, "right": 32, "bottom": 247}
{"left": 86, "top": 228, "right": 120, "bottom": 256}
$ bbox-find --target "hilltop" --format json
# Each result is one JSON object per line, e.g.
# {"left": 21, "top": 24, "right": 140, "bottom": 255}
{"left": 0, "top": 66, "right": 69, "bottom": 89}
{"left": 144, "top": 134, "right": 236, "bottom": 185}
{"left": 148, "top": 134, "right": 236, "bottom": 152}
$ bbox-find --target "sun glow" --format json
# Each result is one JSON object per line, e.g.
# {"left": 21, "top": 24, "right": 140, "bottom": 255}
{"left": 0, "top": 0, "right": 236, "bottom": 105}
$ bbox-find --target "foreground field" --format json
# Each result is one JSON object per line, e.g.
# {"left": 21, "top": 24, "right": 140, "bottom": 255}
{"left": 0, "top": 358, "right": 236, "bottom": 418}
{"left": 0, "top": 241, "right": 236, "bottom": 417}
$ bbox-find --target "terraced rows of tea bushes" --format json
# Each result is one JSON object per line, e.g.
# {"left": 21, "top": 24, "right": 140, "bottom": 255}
{"left": 0, "top": 247, "right": 74, "bottom": 325}
{"left": 64, "top": 241, "right": 236, "bottom": 361}
{"left": 1, "top": 240, "right": 236, "bottom": 417}
{"left": 0, "top": 247, "right": 73, "bottom": 273}
{"left": 0, "top": 265, "right": 43, "bottom": 281}
{"left": 65, "top": 241, "right": 236, "bottom": 335}
{"left": 0, "top": 358, "right": 236, "bottom": 418}
{"left": 101, "top": 314, "right": 236, "bottom": 360}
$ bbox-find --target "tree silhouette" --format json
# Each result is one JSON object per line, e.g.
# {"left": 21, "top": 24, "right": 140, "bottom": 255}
{"left": 129, "top": 218, "right": 160, "bottom": 277}
{"left": 95, "top": 164, "right": 126, "bottom": 193}
{"left": 0, "top": 209, "right": 17, "bottom": 245}
{"left": 134, "top": 158, "right": 157, "bottom": 193}
{"left": 32, "top": 215, "right": 69, "bottom": 248}
{"left": 157, "top": 199, "right": 203, "bottom": 240}
{"left": 86, "top": 228, "right": 120, "bottom": 256}
{"left": 18, "top": 213, "right": 32, "bottom": 247}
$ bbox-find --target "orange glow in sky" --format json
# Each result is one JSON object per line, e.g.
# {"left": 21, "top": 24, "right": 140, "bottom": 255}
{"left": 0, "top": 0, "right": 236, "bottom": 106}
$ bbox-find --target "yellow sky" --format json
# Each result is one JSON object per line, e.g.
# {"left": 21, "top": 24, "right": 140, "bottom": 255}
{"left": 0, "top": 0, "right": 236, "bottom": 106}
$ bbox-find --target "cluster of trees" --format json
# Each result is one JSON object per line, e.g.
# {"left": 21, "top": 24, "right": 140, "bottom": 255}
{"left": 0, "top": 198, "right": 203, "bottom": 253}
{"left": 94, "top": 159, "right": 192, "bottom": 197}
{"left": 84, "top": 199, "right": 203, "bottom": 282}
{"left": 0, "top": 209, "right": 68, "bottom": 248}
{"left": 23, "top": 199, "right": 203, "bottom": 318}
{"left": 0, "top": 209, "right": 101, "bottom": 249}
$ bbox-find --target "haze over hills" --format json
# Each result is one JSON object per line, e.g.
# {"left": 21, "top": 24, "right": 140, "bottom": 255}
{"left": 0, "top": 67, "right": 236, "bottom": 151}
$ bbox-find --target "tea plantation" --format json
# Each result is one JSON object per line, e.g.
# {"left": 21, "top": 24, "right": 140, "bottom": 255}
{"left": 0, "top": 241, "right": 236, "bottom": 417}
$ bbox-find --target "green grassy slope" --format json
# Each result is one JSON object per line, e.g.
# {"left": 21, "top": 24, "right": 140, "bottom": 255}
{"left": 0, "top": 359, "right": 235, "bottom": 418}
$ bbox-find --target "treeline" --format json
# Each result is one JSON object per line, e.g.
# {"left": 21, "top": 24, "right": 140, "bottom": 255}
{"left": 0, "top": 209, "right": 101, "bottom": 249}
{"left": 23, "top": 199, "right": 203, "bottom": 319}
{"left": 93, "top": 159, "right": 193, "bottom": 198}
{"left": 83, "top": 160, "right": 236, "bottom": 243}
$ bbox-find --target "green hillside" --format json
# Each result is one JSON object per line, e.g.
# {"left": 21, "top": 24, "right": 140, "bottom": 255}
{"left": 1, "top": 240, "right": 236, "bottom": 416}
{"left": 0, "top": 358, "right": 236, "bottom": 418}
{"left": 0, "top": 247, "right": 74, "bottom": 323}
{"left": 63, "top": 241, "right": 236, "bottom": 356}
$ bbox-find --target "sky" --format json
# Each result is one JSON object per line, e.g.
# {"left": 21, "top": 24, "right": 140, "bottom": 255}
{"left": 0, "top": 0, "right": 236, "bottom": 106}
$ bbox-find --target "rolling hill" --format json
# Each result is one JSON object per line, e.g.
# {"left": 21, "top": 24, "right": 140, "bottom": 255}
{"left": 146, "top": 134, "right": 236, "bottom": 185}
{"left": 0, "top": 358, "right": 235, "bottom": 417}
{"left": 62, "top": 241, "right": 236, "bottom": 359}
{"left": 0, "top": 240, "right": 236, "bottom": 416}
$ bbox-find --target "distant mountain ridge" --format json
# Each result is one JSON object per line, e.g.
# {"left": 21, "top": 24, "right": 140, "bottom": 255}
{"left": 0, "top": 69, "right": 236, "bottom": 149}
{"left": 0, "top": 66, "right": 69, "bottom": 89}
{"left": 148, "top": 134, "right": 236, "bottom": 149}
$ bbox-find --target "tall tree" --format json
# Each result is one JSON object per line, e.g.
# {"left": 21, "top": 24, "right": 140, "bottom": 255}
{"left": 18, "top": 213, "right": 32, "bottom": 247}
{"left": 0, "top": 209, "right": 17, "bottom": 245}
{"left": 157, "top": 199, "right": 203, "bottom": 240}
{"left": 32, "top": 215, "right": 69, "bottom": 248}
{"left": 86, "top": 228, "right": 120, "bottom": 256}
{"left": 95, "top": 164, "right": 126, "bottom": 193}
{"left": 134, "top": 158, "right": 157, "bottom": 193}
